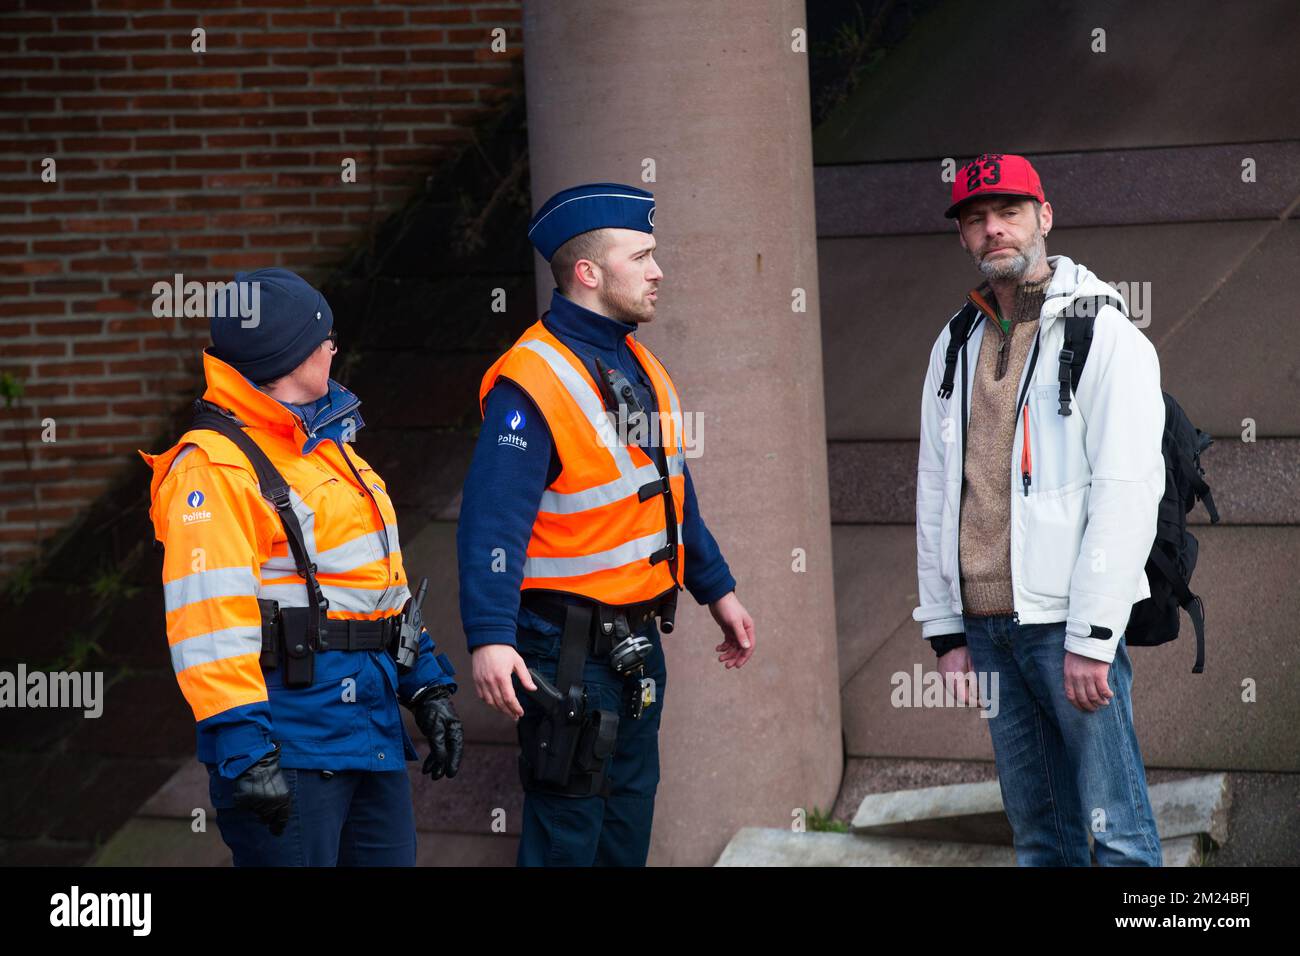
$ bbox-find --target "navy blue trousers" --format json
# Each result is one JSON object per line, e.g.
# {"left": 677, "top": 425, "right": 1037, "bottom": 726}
{"left": 207, "top": 765, "right": 417, "bottom": 866}
{"left": 514, "top": 611, "right": 667, "bottom": 867}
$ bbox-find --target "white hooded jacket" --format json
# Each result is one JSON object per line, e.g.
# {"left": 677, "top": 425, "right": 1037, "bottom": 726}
{"left": 912, "top": 255, "right": 1165, "bottom": 664}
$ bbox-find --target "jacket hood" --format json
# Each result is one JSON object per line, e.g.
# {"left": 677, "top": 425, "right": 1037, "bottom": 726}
{"left": 1039, "top": 255, "right": 1126, "bottom": 329}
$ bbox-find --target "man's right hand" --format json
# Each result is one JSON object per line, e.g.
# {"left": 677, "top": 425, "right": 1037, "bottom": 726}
{"left": 472, "top": 644, "right": 535, "bottom": 720}
{"left": 233, "top": 743, "right": 292, "bottom": 836}
{"left": 937, "top": 646, "right": 978, "bottom": 707}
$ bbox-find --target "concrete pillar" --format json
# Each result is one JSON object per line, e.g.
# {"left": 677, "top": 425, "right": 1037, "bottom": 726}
{"left": 522, "top": 0, "right": 840, "bottom": 865}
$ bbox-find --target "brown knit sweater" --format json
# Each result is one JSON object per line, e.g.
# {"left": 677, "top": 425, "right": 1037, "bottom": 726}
{"left": 958, "top": 275, "right": 1051, "bottom": 615}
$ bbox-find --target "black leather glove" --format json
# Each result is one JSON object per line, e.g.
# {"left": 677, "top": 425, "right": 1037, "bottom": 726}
{"left": 232, "top": 742, "right": 292, "bottom": 836}
{"left": 410, "top": 685, "right": 464, "bottom": 780}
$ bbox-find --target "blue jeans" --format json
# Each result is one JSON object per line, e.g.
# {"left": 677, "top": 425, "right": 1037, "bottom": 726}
{"left": 962, "top": 615, "right": 1162, "bottom": 866}
{"left": 513, "top": 608, "right": 667, "bottom": 867}
{"left": 207, "top": 765, "right": 417, "bottom": 866}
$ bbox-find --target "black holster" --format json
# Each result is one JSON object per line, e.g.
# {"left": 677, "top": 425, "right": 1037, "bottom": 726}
{"left": 278, "top": 606, "right": 317, "bottom": 688}
{"left": 258, "top": 598, "right": 280, "bottom": 670}
{"left": 517, "top": 699, "right": 618, "bottom": 798}
{"left": 258, "top": 599, "right": 318, "bottom": 688}
{"left": 517, "top": 602, "right": 619, "bottom": 798}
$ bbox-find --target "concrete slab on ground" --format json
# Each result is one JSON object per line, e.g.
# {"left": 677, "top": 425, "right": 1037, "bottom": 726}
{"left": 715, "top": 827, "right": 1015, "bottom": 867}
{"left": 849, "top": 774, "right": 1229, "bottom": 846}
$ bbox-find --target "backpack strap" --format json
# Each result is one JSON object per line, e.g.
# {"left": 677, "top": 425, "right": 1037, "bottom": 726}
{"left": 1178, "top": 449, "right": 1222, "bottom": 525}
{"left": 1056, "top": 293, "right": 1128, "bottom": 416}
{"left": 938, "top": 302, "right": 981, "bottom": 400}
{"left": 189, "top": 398, "right": 328, "bottom": 651}
{"left": 1147, "top": 547, "right": 1206, "bottom": 674}
{"left": 1189, "top": 430, "right": 1222, "bottom": 524}
{"left": 1199, "top": 486, "right": 1221, "bottom": 525}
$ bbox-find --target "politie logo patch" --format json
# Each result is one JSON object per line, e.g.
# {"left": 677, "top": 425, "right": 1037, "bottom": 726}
{"left": 498, "top": 409, "right": 527, "bottom": 451}
{"left": 181, "top": 489, "right": 212, "bottom": 525}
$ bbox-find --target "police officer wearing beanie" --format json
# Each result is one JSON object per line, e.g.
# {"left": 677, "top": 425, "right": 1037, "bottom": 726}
{"left": 142, "top": 268, "right": 464, "bottom": 866}
{"left": 457, "top": 184, "right": 757, "bottom": 867}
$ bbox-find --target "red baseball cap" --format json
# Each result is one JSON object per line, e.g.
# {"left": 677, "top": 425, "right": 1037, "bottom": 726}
{"left": 945, "top": 153, "right": 1046, "bottom": 218}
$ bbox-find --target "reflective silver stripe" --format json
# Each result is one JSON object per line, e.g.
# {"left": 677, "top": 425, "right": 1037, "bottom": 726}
{"left": 540, "top": 460, "right": 661, "bottom": 515}
{"left": 314, "top": 529, "right": 386, "bottom": 574}
{"left": 262, "top": 518, "right": 394, "bottom": 578}
{"left": 523, "top": 523, "right": 684, "bottom": 580}
{"left": 377, "top": 580, "right": 411, "bottom": 619}
{"left": 258, "top": 581, "right": 404, "bottom": 615}
{"left": 258, "top": 488, "right": 320, "bottom": 573}
{"left": 164, "top": 566, "right": 258, "bottom": 613}
{"left": 522, "top": 338, "right": 675, "bottom": 514}
{"left": 170, "top": 625, "right": 261, "bottom": 673}
{"left": 162, "top": 442, "right": 197, "bottom": 479}
{"left": 519, "top": 339, "right": 632, "bottom": 472}
{"left": 634, "top": 344, "right": 684, "bottom": 456}
{"left": 628, "top": 344, "right": 684, "bottom": 477}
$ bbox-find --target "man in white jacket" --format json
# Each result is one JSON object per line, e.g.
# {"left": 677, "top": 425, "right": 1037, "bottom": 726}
{"left": 914, "top": 153, "right": 1166, "bottom": 866}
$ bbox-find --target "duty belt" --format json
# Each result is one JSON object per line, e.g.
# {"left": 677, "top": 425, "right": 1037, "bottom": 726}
{"left": 520, "top": 593, "right": 666, "bottom": 655}
{"left": 260, "top": 614, "right": 402, "bottom": 654}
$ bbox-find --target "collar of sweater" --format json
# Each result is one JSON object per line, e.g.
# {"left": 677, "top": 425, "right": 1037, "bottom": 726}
{"left": 970, "top": 273, "right": 1052, "bottom": 328}
{"left": 543, "top": 288, "right": 640, "bottom": 351}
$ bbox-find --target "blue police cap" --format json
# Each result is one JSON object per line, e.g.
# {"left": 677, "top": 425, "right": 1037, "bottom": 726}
{"left": 527, "top": 182, "right": 655, "bottom": 261}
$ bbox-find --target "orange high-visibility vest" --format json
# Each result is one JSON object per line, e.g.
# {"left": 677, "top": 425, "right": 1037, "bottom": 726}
{"left": 141, "top": 351, "right": 410, "bottom": 723}
{"left": 479, "top": 320, "right": 686, "bottom": 606}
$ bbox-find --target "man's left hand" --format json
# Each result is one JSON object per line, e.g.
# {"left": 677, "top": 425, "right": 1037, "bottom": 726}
{"left": 1064, "top": 651, "right": 1114, "bottom": 713}
{"left": 709, "top": 591, "right": 755, "bottom": 670}
{"left": 410, "top": 686, "right": 464, "bottom": 779}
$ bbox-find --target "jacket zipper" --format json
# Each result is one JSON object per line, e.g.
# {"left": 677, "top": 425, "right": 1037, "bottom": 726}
{"left": 309, "top": 394, "right": 360, "bottom": 438}
{"left": 337, "top": 441, "right": 402, "bottom": 591}
{"left": 1014, "top": 330, "right": 1041, "bottom": 498}
{"left": 1008, "top": 329, "right": 1042, "bottom": 623}
{"left": 1021, "top": 403, "right": 1032, "bottom": 496}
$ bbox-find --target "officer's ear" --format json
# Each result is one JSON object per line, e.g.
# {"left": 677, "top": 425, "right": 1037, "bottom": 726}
{"left": 573, "top": 257, "right": 604, "bottom": 292}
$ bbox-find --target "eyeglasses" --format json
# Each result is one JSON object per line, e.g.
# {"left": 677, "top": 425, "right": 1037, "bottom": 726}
{"left": 325, "top": 329, "right": 338, "bottom": 350}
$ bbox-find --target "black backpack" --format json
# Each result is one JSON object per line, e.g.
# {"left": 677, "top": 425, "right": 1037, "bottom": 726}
{"left": 938, "top": 293, "right": 1220, "bottom": 672}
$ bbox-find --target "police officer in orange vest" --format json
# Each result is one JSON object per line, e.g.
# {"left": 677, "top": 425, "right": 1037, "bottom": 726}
{"left": 458, "top": 183, "right": 756, "bottom": 866}
{"left": 143, "top": 268, "right": 464, "bottom": 866}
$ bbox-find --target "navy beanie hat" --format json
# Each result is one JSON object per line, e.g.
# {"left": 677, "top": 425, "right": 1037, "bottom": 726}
{"left": 209, "top": 268, "right": 334, "bottom": 384}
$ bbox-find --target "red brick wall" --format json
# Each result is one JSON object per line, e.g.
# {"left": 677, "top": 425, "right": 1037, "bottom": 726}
{"left": 0, "top": 0, "right": 523, "bottom": 573}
